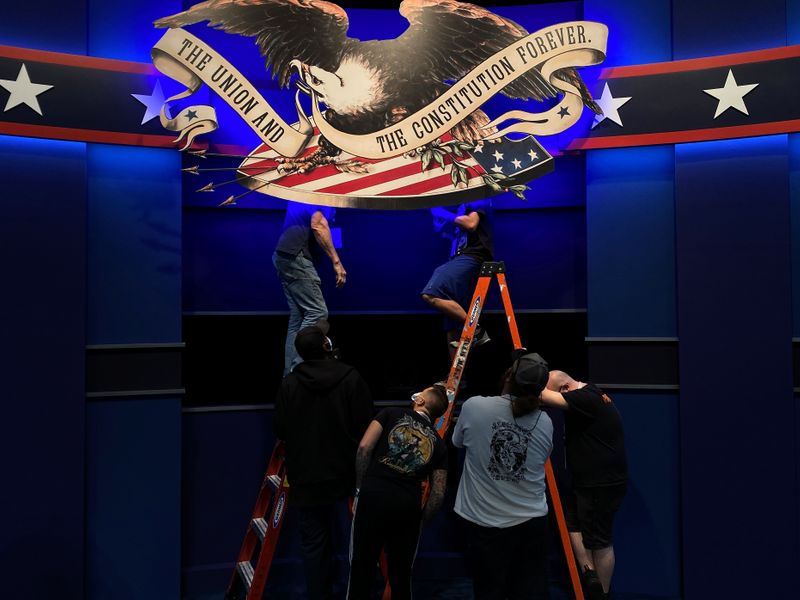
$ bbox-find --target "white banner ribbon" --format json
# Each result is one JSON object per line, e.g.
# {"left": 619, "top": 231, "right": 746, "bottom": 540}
{"left": 151, "top": 21, "right": 607, "bottom": 158}
{"left": 152, "top": 29, "right": 313, "bottom": 155}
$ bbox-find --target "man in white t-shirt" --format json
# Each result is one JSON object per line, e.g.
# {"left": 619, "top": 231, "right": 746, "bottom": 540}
{"left": 453, "top": 352, "right": 553, "bottom": 600}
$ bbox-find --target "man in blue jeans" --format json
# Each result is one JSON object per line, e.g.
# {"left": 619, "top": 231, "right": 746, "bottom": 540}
{"left": 422, "top": 199, "right": 493, "bottom": 349}
{"left": 273, "top": 202, "right": 346, "bottom": 375}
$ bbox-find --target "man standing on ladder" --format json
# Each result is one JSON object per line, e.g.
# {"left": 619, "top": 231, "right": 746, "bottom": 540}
{"left": 540, "top": 370, "right": 628, "bottom": 600}
{"left": 421, "top": 200, "right": 494, "bottom": 351}
{"left": 273, "top": 202, "right": 347, "bottom": 376}
{"left": 274, "top": 324, "right": 374, "bottom": 600}
{"left": 452, "top": 352, "right": 553, "bottom": 600}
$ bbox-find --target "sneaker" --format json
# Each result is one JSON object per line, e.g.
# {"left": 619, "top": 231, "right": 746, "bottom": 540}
{"left": 449, "top": 326, "right": 491, "bottom": 348}
{"left": 473, "top": 326, "right": 491, "bottom": 347}
{"left": 581, "top": 566, "right": 605, "bottom": 600}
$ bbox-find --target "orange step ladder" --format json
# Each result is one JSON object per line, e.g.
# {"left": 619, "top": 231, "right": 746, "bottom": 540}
{"left": 225, "top": 260, "right": 584, "bottom": 600}
{"left": 224, "top": 441, "right": 290, "bottom": 599}
{"left": 431, "top": 261, "right": 585, "bottom": 600}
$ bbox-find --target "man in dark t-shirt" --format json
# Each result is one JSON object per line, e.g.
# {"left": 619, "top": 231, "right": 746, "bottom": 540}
{"left": 273, "top": 202, "right": 347, "bottom": 375}
{"left": 421, "top": 200, "right": 494, "bottom": 349}
{"left": 540, "top": 370, "right": 627, "bottom": 600}
{"left": 347, "top": 384, "right": 449, "bottom": 600}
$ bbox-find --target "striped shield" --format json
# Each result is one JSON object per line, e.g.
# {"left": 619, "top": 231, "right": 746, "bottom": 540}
{"left": 232, "top": 127, "right": 554, "bottom": 209}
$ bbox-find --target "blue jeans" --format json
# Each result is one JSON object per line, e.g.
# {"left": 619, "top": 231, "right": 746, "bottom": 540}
{"left": 273, "top": 251, "right": 329, "bottom": 375}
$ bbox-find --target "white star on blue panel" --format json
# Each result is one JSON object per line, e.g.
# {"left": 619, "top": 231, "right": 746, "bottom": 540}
{"left": 592, "top": 82, "right": 632, "bottom": 128}
{"left": 132, "top": 80, "right": 170, "bottom": 124}
{"left": 0, "top": 63, "right": 54, "bottom": 115}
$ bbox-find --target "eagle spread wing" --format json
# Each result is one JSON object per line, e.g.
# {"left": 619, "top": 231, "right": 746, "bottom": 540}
{"left": 396, "top": 0, "right": 600, "bottom": 113}
{"left": 154, "top": 0, "right": 353, "bottom": 88}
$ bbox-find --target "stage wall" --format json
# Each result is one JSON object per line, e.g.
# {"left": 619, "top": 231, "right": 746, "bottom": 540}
{"left": 1, "top": 1, "right": 799, "bottom": 599}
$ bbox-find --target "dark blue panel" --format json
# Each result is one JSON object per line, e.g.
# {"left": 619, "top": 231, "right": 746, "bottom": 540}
{"left": 611, "top": 393, "right": 681, "bottom": 598}
{"left": 183, "top": 207, "right": 287, "bottom": 312}
{"left": 0, "top": 136, "right": 86, "bottom": 599}
{"left": 672, "top": 0, "right": 786, "bottom": 59}
{"left": 88, "top": 0, "right": 182, "bottom": 62}
{"left": 492, "top": 209, "right": 587, "bottom": 310}
{"left": 86, "top": 398, "right": 181, "bottom": 600}
{"left": 791, "top": 0, "right": 800, "bottom": 44}
{"left": 584, "top": 0, "right": 672, "bottom": 66}
{"left": 797, "top": 395, "right": 800, "bottom": 564}
{"left": 586, "top": 146, "right": 676, "bottom": 336}
{"left": 183, "top": 206, "right": 586, "bottom": 313}
{"left": 793, "top": 132, "right": 800, "bottom": 562}
{"left": 676, "top": 135, "right": 795, "bottom": 599}
{"left": 87, "top": 145, "right": 182, "bottom": 344}
{"left": 792, "top": 134, "right": 800, "bottom": 336}
{"left": 0, "top": 1, "right": 86, "bottom": 54}
{"left": 182, "top": 410, "right": 280, "bottom": 595}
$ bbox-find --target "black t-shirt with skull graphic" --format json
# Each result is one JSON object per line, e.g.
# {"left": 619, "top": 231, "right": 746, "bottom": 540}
{"left": 361, "top": 408, "right": 448, "bottom": 505}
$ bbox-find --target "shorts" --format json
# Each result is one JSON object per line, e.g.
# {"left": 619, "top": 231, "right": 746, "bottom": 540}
{"left": 563, "top": 482, "right": 627, "bottom": 550}
{"left": 421, "top": 255, "right": 482, "bottom": 328}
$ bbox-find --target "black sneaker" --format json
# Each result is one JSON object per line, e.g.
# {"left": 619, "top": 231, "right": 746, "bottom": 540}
{"left": 581, "top": 566, "right": 605, "bottom": 600}
{"left": 450, "top": 326, "right": 491, "bottom": 348}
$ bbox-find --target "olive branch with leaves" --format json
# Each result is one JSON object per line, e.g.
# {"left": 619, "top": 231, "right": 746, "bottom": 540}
{"left": 416, "top": 139, "right": 530, "bottom": 200}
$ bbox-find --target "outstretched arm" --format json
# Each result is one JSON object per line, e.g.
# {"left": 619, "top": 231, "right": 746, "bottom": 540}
{"left": 431, "top": 207, "right": 481, "bottom": 233}
{"left": 454, "top": 211, "right": 480, "bottom": 231}
{"left": 310, "top": 210, "right": 346, "bottom": 288}
{"left": 540, "top": 388, "right": 569, "bottom": 409}
{"left": 355, "top": 420, "right": 383, "bottom": 490}
{"left": 422, "top": 469, "right": 447, "bottom": 523}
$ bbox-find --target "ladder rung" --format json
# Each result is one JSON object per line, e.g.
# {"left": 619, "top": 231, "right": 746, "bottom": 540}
{"left": 252, "top": 517, "right": 268, "bottom": 542}
{"left": 237, "top": 561, "right": 254, "bottom": 590}
{"left": 265, "top": 474, "right": 282, "bottom": 491}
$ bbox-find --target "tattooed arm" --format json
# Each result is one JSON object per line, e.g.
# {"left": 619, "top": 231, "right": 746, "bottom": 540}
{"left": 355, "top": 420, "right": 383, "bottom": 491}
{"left": 422, "top": 468, "right": 447, "bottom": 523}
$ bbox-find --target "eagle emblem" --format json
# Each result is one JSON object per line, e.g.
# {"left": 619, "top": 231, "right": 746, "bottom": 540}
{"left": 153, "top": 0, "right": 607, "bottom": 208}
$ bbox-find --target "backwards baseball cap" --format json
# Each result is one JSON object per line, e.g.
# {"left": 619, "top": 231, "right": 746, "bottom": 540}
{"left": 511, "top": 352, "right": 549, "bottom": 396}
{"left": 294, "top": 322, "right": 332, "bottom": 360}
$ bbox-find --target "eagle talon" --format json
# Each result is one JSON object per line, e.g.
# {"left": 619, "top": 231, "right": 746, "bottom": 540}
{"left": 273, "top": 150, "right": 338, "bottom": 175}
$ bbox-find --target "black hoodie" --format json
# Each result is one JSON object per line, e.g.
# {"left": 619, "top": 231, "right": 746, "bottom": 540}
{"left": 274, "top": 359, "right": 374, "bottom": 507}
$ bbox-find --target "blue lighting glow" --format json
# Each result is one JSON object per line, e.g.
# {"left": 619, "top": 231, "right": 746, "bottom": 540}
{"left": 676, "top": 133, "right": 788, "bottom": 160}
{"left": 584, "top": 0, "right": 672, "bottom": 67}
{"left": 0, "top": 134, "right": 85, "bottom": 156}
{"left": 672, "top": 0, "right": 787, "bottom": 60}
{"left": 88, "top": 1, "right": 183, "bottom": 63}
{"left": 0, "top": 2, "right": 87, "bottom": 55}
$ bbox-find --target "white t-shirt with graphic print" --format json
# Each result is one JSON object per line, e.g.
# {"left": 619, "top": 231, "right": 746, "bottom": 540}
{"left": 453, "top": 394, "right": 553, "bottom": 528}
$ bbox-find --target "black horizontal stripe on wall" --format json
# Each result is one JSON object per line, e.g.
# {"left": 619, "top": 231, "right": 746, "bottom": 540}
{"left": 86, "top": 343, "right": 184, "bottom": 398}
{"left": 587, "top": 337, "right": 679, "bottom": 389}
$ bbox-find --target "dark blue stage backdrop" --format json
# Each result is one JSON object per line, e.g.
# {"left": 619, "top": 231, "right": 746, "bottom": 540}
{"left": 2, "top": 1, "right": 800, "bottom": 600}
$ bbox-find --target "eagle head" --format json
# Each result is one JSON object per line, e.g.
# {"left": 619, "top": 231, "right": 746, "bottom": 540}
{"left": 290, "top": 56, "right": 388, "bottom": 119}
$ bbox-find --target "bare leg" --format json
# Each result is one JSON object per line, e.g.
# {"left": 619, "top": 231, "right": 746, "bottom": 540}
{"left": 422, "top": 294, "right": 467, "bottom": 323}
{"left": 591, "top": 545, "right": 615, "bottom": 593}
{"left": 569, "top": 531, "right": 593, "bottom": 570}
